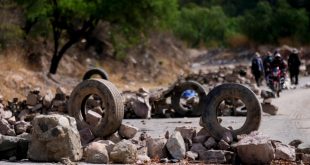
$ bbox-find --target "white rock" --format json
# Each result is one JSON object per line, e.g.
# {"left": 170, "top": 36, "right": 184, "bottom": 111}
{"left": 110, "top": 140, "right": 137, "bottom": 164}
{"left": 118, "top": 123, "right": 139, "bottom": 139}
{"left": 273, "top": 141, "right": 296, "bottom": 161}
{"left": 84, "top": 142, "right": 109, "bottom": 164}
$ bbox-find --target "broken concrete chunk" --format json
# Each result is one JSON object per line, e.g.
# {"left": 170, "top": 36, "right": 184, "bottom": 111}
{"left": 110, "top": 139, "right": 137, "bottom": 164}
{"left": 83, "top": 142, "right": 109, "bottom": 164}
{"left": 85, "top": 110, "right": 101, "bottom": 126}
{"left": 118, "top": 123, "right": 139, "bottom": 139}
{"left": 166, "top": 131, "right": 186, "bottom": 160}
{"left": 273, "top": 141, "right": 296, "bottom": 161}
{"left": 27, "top": 114, "right": 83, "bottom": 162}
{"left": 43, "top": 91, "right": 54, "bottom": 107}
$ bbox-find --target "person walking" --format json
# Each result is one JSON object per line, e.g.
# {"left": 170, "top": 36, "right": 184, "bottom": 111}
{"left": 251, "top": 52, "right": 264, "bottom": 86}
{"left": 288, "top": 48, "right": 301, "bottom": 85}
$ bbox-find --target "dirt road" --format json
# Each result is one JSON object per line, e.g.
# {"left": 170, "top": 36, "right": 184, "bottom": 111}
{"left": 124, "top": 76, "right": 310, "bottom": 148}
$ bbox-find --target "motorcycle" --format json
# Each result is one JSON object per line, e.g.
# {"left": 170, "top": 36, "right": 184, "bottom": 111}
{"left": 267, "top": 67, "right": 285, "bottom": 97}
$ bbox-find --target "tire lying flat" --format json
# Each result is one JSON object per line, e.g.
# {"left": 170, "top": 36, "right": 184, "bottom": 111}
{"left": 68, "top": 79, "right": 124, "bottom": 137}
{"left": 201, "top": 83, "right": 262, "bottom": 140}
{"left": 171, "top": 80, "right": 207, "bottom": 117}
{"left": 83, "top": 68, "right": 109, "bottom": 80}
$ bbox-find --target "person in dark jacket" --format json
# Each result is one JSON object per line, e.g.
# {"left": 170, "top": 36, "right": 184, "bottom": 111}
{"left": 288, "top": 48, "right": 301, "bottom": 85}
{"left": 263, "top": 51, "right": 273, "bottom": 84}
{"left": 251, "top": 52, "right": 264, "bottom": 86}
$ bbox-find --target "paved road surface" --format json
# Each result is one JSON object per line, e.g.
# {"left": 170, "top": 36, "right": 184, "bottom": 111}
{"left": 124, "top": 76, "right": 310, "bottom": 148}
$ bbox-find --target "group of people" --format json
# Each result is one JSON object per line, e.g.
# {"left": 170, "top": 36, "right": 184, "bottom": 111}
{"left": 251, "top": 48, "right": 301, "bottom": 87}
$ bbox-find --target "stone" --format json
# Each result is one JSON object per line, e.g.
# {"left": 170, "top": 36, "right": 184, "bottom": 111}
{"left": 165, "top": 130, "right": 170, "bottom": 139}
{"left": 31, "top": 103, "right": 43, "bottom": 112}
{"left": 27, "top": 114, "right": 83, "bottom": 162}
{"left": 119, "top": 123, "right": 139, "bottom": 139}
{"left": 110, "top": 139, "right": 137, "bottom": 164}
{"left": 175, "top": 126, "right": 197, "bottom": 141}
{"left": 97, "top": 140, "right": 115, "bottom": 153}
{"left": 204, "top": 137, "right": 217, "bottom": 149}
{"left": 218, "top": 139, "right": 230, "bottom": 150}
{"left": 193, "top": 135, "right": 208, "bottom": 143}
{"left": 263, "top": 98, "right": 273, "bottom": 104}
{"left": 0, "top": 118, "right": 13, "bottom": 135}
{"left": 7, "top": 116, "right": 16, "bottom": 125}
{"left": 43, "top": 90, "right": 54, "bottom": 107}
{"left": 18, "top": 109, "right": 29, "bottom": 121}
{"left": 0, "top": 134, "right": 30, "bottom": 160}
{"left": 132, "top": 99, "right": 151, "bottom": 119}
{"left": 186, "top": 151, "right": 198, "bottom": 160}
{"left": 166, "top": 131, "right": 186, "bottom": 160}
{"left": 222, "top": 131, "right": 234, "bottom": 144}
{"left": 190, "top": 143, "right": 208, "bottom": 159}
{"left": 199, "top": 150, "right": 226, "bottom": 164}
{"left": 260, "top": 90, "right": 275, "bottom": 99}
{"left": 79, "top": 128, "right": 95, "bottom": 146}
{"left": 136, "top": 154, "right": 151, "bottom": 163}
{"left": 14, "top": 121, "right": 31, "bottom": 135}
{"left": 146, "top": 137, "right": 168, "bottom": 159}
{"left": 3, "top": 110, "right": 13, "bottom": 119}
{"left": 83, "top": 142, "right": 109, "bottom": 164}
{"left": 261, "top": 103, "right": 278, "bottom": 115}
{"left": 302, "top": 154, "right": 310, "bottom": 164}
{"left": 197, "top": 127, "right": 211, "bottom": 137}
{"left": 234, "top": 131, "right": 275, "bottom": 164}
{"left": 273, "top": 141, "right": 296, "bottom": 161}
{"left": 26, "top": 93, "right": 38, "bottom": 106}
{"left": 106, "top": 132, "right": 122, "bottom": 143}
{"left": 86, "top": 110, "right": 101, "bottom": 126}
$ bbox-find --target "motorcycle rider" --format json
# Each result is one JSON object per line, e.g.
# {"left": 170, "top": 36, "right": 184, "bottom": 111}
{"left": 288, "top": 48, "right": 301, "bottom": 85}
{"left": 251, "top": 52, "right": 264, "bottom": 86}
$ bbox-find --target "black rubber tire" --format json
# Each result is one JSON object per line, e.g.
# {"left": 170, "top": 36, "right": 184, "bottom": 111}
{"left": 83, "top": 68, "right": 109, "bottom": 80}
{"left": 171, "top": 81, "right": 207, "bottom": 117}
{"left": 68, "top": 79, "right": 124, "bottom": 137}
{"left": 201, "top": 83, "right": 262, "bottom": 140}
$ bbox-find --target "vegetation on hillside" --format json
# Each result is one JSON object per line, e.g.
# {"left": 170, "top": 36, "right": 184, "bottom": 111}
{"left": 1, "top": 0, "right": 310, "bottom": 74}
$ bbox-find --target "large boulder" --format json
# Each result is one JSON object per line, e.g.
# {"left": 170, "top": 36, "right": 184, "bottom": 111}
{"left": 83, "top": 142, "right": 109, "bottom": 164}
{"left": 146, "top": 137, "right": 168, "bottom": 159}
{"left": 273, "top": 141, "right": 296, "bottom": 161}
{"left": 166, "top": 131, "right": 186, "bottom": 160}
{"left": 234, "top": 132, "right": 275, "bottom": 164}
{"left": 110, "top": 140, "right": 137, "bottom": 164}
{"left": 118, "top": 123, "right": 139, "bottom": 139}
{"left": 27, "top": 114, "right": 83, "bottom": 162}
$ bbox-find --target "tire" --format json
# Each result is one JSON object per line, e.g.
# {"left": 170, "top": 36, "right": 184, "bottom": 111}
{"left": 83, "top": 68, "right": 109, "bottom": 80}
{"left": 68, "top": 79, "right": 124, "bottom": 137}
{"left": 201, "top": 83, "right": 262, "bottom": 140}
{"left": 171, "top": 81, "right": 207, "bottom": 117}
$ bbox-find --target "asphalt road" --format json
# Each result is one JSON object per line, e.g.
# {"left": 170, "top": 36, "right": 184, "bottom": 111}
{"left": 124, "top": 76, "right": 310, "bottom": 148}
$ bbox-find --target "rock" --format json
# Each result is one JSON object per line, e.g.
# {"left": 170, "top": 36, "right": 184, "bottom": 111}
{"left": 7, "top": 116, "right": 16, "bottom": 125}
{"left": 175, "top": 126, "right": 197, "bottom": 141}
{"left": 273, "top": 141, "right": 296, "bottom": 161}
{"left": 79, "top": 128, "right": 95, "bottom": 146}
{"left": 261, "top": 103, "right": 278, "bottom": 115}
{"left": 106, "top": 132, "right": 122, "bottom": 143}
{"left": 97, "top": 140, "right": 115, "bottom": 153}
{"left": 43, "top": 90, "right": 54, "bottom": 107}
{"left": 204, "top": 137, "right": 217, "bottom": 149}
{"left": 193, "top": 135, "right": 208, "bottom": 143}
{"left": 197, "top": 127, "right": 211, "bottom": 137}
{"left": 186, "top": 151, "right": 198, "bottom": 160}
{"left": 302, "top": 154, "right": 310, "bottom": 164}
{"left": 234, "top": 132, "right": 275, "bottom": 164}
{"left": 160, "top": 158, "right": 169, "bottom": 163}
{"left": 260, "top": 90, "right": 275, "bottom": 99}
{"left": 166, "top": 131, "right": 186, "bottom": 160}
{"left": 0, "top": 118, "right": 13, "bottom": 135}
{"left": 132, "top": 99, "right": 151, "bottom": 119}
{"left": 263, "top": 98, "right": 273, "bottom": 104}
{"left": 289, "top": 139, "right": 303, "bottom": 148}
{"left": 119, "top": 123, "right": 139, "bottom": 139}
{"left": 3, "top": 110, "right": 12, "bottom": 119}
{"left": 165, "top": 130, "right": 170, "bottom": 139}
{"left": 86, "top": 110, "right": 101, "bottom": 126}
{"left": 14, "top": 121, "right": 31, "bottom": 135}
{"left": 146, "top": 137, "right": 168, "bottom": 159}
{"left": 18, "top": 109, "right": 29, "bottom": 121}
{"left": 190, "top": 143, "right": 208, "bottom": 159}
{"left": 218, "top": 139, "right": 230, "bottom": 150}
{"left": 31, "top": 103, "right": 43, "bottom": 112}
{"left": 0, "top": 134, "right": 29, "bottom": 160}
{"left": 83, "top": 142, "right": 109, "bottom": 164}
{"left": 27, "top": 114, "right": 83, "bottom": 162}
{"left": 136, "top": 154, "right": 151, "bottom": 163}
{"left": 199, "top": 150, "right": 227, "bottom": 164}
{"left": 222, "top": 131, "right": 233, "bottom": 144}
{"left": 110, "top": 140, "right": 137, "bottom": 164}
{"left": 26, "top": 93, "right": 38, "bottom": 106}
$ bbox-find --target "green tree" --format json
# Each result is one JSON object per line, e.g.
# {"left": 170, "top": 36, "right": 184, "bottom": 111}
{"left": 16, "top": 0, "right": 178, "bottom": 74}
